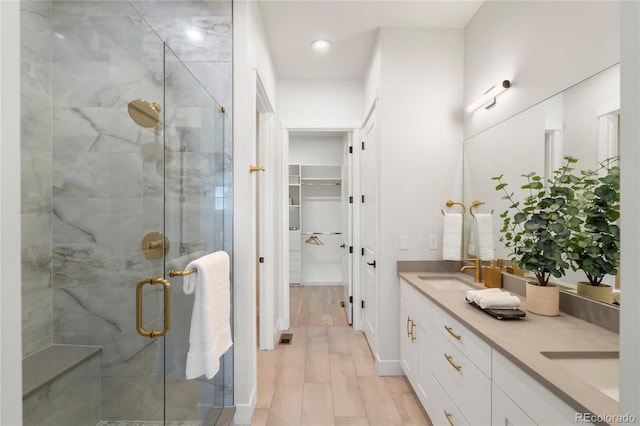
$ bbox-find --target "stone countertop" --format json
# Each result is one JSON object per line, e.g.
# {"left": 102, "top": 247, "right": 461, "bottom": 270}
{"left": 398, "top": 270, "right": 619, "bottom": 424}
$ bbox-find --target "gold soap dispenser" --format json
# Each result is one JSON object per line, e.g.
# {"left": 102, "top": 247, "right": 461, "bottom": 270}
{"left": 483, "top": 260, "right": 503, "bottom": 288}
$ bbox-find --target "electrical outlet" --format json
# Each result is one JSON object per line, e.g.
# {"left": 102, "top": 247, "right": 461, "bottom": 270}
{"left": 428, "top": 235, "right": 438, "bottom": 250}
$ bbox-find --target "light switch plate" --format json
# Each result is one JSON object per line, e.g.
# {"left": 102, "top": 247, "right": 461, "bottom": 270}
{"left": 399, "top": 235, "right": 408, "bottom": 250}
{"left": 428, "top": 235, "right": 438, "bottom": 250}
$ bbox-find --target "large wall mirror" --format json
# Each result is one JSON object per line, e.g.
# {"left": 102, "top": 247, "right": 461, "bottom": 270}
{"left": 463, "top": 63, "right": 620, "bottom": 305}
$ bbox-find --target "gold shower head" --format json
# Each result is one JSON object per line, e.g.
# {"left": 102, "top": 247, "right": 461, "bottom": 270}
{"left": 128, "top": 99, "right": 161, "bottom": 128}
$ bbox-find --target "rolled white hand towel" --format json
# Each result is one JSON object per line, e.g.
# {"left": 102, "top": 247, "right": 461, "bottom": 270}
{"left": 465, "top": 288, "right": 502, "bottom": 303}
{"left": 477, "top": 293, "right": 521, "bottom": 309}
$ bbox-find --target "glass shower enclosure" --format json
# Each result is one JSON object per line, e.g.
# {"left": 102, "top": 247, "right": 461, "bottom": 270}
{"left": 20, "top": 1, "right": 233, "bottom": 424}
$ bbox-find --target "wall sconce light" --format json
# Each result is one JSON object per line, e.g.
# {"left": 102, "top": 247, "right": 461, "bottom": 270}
{"left": 466, "top": 80, "right": 511, "bottom": 113}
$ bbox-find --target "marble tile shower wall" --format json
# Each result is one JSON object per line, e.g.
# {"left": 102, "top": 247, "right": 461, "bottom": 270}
{"left": 21, "top": 0, "right": 54, "bottom": 358}
{"left": 18, "top": 0, "right": 232, "bottom": 420}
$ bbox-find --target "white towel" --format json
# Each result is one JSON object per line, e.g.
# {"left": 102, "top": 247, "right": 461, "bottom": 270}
{"left": 465, "top": 288, "right": 502, "bottom": 304}
{"left": 474, "top": 213, "right": 495, "bottom": 261}
{"left": 183, "top": 251, "right": 233, "bottom": 379}
{"left": 613, "top": 289, "right": 620, "bottom": 304}
{"left": 442, "top": 213, "right": 463, "bottom": 260}
{"left": 155, "top": 251, "right": 208, "bottom": 378}
{"left": 477, "top": 293, "right": 521, "bottom": 310}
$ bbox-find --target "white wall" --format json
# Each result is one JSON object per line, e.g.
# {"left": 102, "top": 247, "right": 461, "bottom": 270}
{"left": 232, "top": 0, "right": 279, "bottom": 423}
{"left": 279, "top": 80, "right": 363, "bottom": 127}
{"left": 0, "top": 1, "right": 23, "bottom": 424}
{"left": 289, "top": 133, "right": 344, "bottom": 164}
{"left": 620, "top": 0, "right": 640, "bottom": 419}
{"left": 374, "top": 27, "right": 464, "bottom": 370}
{"left": 464, "top": 1, "right": 620, "bottom": 138}
{"left": 363, "top": 35, "right": 381, "bottom": 114}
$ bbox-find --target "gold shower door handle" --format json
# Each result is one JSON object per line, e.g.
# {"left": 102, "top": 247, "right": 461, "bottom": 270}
{"left": 136, "top": 277, "right": 172, "bottom": 338}
{"left": 249, "top": 165, "right": 265, "bottom": 173}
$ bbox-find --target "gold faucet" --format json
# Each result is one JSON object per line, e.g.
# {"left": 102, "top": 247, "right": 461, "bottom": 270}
{"left": 461, "top": 258, "right": 482, "bottom": 283}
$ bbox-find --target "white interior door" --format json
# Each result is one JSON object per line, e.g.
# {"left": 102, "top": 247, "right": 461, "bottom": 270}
{"left": 361, "top": 109, "right": 377, "bottom": 345}
{"left": 341, "top": 134, "right": 353, "bottom": 324}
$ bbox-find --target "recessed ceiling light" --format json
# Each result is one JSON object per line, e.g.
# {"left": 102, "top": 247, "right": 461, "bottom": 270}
{"left": 311, "top": 39, "right": 331, "bottom": 51}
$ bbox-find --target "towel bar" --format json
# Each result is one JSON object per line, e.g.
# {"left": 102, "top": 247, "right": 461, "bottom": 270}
{"left": 169, "top": 268, "right": 197, "bottom": 277}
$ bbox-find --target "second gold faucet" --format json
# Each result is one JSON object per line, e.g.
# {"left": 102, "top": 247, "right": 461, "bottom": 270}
{"left": 460, "top": 258, "right": 482, "bottom": 283}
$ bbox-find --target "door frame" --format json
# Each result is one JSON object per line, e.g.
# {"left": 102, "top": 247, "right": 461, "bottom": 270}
{"left": 280, "top": 122, "right": 361, "bottom": 331}
{"left": 256, "top": 73, "right": 279, "bottom": 350}
{"left": 359, "top": 100, "right": 379, "bottom": 343}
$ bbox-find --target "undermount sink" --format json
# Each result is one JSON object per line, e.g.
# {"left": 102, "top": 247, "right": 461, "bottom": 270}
{"left": 541, "top": 351, "right": 619, "bottom": 401}
{"left": 417, "top": 276, "right": 476, "bottom": 290}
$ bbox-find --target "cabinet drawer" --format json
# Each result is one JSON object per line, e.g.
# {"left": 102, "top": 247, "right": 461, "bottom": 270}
{"left": 429, "top": 375, "right": 469, "bottom": 426}
{"left": 492, "top": 350, "right": 578, "bottom": 425}
{"left": 432, "top": 328, "right": 491, "bottom": 425}
{"left": 491, "top": 383, "right": 536, "bottom": 426}
{"left": 400, "top": 279, "right": 432, "bottom": 322}
{"left": 432, "top": 305, "right": 491, "bottom": 375}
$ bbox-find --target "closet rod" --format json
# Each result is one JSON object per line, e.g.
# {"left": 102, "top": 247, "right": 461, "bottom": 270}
{"left": 301, "top": 232, "right": 342, "bottom": 235}
{"left": 301, "top": 183, "right": 341, "bottom": 186}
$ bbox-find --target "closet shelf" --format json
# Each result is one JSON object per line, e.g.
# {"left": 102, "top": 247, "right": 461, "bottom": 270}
{"left": 301, "top": 178, "right": 341, "bottom": 186}
{"left": 302, "top": 232, "right": 342, "bottom": 235}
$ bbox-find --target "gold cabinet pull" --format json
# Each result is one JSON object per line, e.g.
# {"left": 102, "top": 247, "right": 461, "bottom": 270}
{"left": 249, "top": 165, "right": 265, "bottom": 173}
{"left": 444, "top": 410, "right": 455, "bottom": 426}
{"left": 444, "top": 325, "right": 462, "bottom": 340}
{"left": 444, "top": 353, "right": 462, "bottom": 372}
{"left": 410, "top": 321, "right": 416, "bottom": 343}
{"left": 406, "top": 316, "right": 412, "bottom": 338}
{"left": 136, "top": 277, "right": 172, "bottom": 338}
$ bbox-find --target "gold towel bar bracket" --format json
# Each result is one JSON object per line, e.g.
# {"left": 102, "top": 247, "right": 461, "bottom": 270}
{"left": 169, "top": 268, "right": 197, "bottom": 277}
{"left": 469, "top": 200, "right": 494, "bottom": 217}
{"left": 441, "top": 200, "right": 466, "bottom": 216}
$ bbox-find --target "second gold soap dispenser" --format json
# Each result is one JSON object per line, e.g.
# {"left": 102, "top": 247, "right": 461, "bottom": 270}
{"left": 483, "top": 260, "right": 503, "bottom": 288}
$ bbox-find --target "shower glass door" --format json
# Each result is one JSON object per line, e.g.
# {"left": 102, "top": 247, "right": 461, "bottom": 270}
{"left": 159, "top": 44, "right": 231, "bottom": 424}
{"left": 21, "top": 0, "right": 232, "bottom": 424}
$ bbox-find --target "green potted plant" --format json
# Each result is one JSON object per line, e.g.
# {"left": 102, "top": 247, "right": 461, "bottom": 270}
{"left": 561, "top": 159, "right": 620, "bottom": 303}
{"left": 492, "top": 157, "right": 580, "bottom": 316}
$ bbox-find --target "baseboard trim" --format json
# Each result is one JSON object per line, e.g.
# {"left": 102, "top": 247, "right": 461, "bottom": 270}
{"left": 376, "top": 357, "right": 403, "bottom": 376}
{"left": 232, "top": 389, "right": 256, "bottom": 425}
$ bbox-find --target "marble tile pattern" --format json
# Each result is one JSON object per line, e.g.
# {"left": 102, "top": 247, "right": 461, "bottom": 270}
{"left": 36, "top": 0, "right": 234, "bottom": 422}
{"left": 23, "top": 352, "right": 101, "bottom": 426}
{"left": 21, "top": 0, "right": 54, "bottom": 358}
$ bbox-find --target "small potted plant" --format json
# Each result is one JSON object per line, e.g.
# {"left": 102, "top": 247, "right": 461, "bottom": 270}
{"left": 492, "top": 157, "right": 580, "bottom": 316}
{"left": 561, "top": 159, "right": 620, "bottom": 303}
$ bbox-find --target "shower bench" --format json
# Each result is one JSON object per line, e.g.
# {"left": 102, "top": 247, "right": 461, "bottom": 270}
{"left": 23, "top": 344, "right": 102, "bottom": 425}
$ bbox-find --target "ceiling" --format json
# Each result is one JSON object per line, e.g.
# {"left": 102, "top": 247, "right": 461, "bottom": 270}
{"left": 257, "top": 0, "right": 483, "bottom": 80}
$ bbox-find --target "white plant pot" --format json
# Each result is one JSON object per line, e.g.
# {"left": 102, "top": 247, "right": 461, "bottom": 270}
{"left": 576, "top": 281, "right": 614, "bottom": 304}
{"left": 525, "top": 282, "right": 559, "bottom": 316}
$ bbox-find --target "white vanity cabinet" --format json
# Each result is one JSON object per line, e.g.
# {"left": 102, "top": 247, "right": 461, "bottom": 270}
{"left": 492, "top": 383, "right": 537, "bottom": 426}
{"left": 399, "top": 279, "right": 431, "bottom": 408}
{"left": 399, "top": 277, "right": 594, "bottom": 426}
{"left": 492, "top": 350, "right": 580, "bottom": 426}
{"left": 431, "top": 304, "right": 491, "bottom": 425}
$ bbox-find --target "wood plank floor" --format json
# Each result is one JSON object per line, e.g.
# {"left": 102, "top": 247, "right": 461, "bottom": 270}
{"left": 251, "top": 286, "right": 430, "bottom": 426}
{"left": 289, "top": 285, "right": 349, "bottom": 327}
